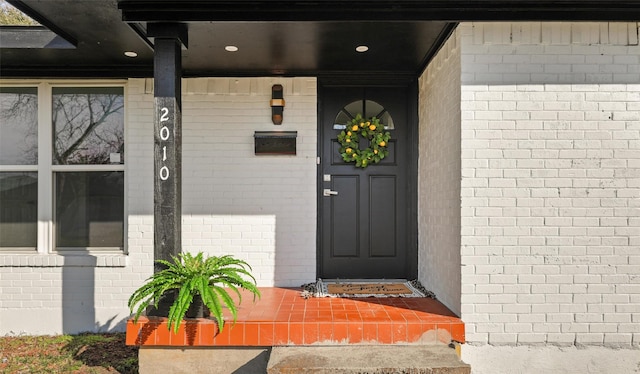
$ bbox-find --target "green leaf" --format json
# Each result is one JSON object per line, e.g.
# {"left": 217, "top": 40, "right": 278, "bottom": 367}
{"left": 201, "top": 282, "right": 224, "bottom": 330}
{"left": 127, "top": 252, "right": 261, "bottom": 334}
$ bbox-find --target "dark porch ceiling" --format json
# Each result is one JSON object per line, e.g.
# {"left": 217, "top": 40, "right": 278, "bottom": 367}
{"left": 1, "top": 0, "right": 639, "bottom": 79}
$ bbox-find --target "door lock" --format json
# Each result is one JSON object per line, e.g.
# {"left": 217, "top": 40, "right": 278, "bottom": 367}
{"left": 323, "top": 189, "right": 338, "bottom": 197}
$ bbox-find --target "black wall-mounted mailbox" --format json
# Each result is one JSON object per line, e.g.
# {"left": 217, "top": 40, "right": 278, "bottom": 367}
{"left": 254, "top": 131, "right": 297, "bottom": 155}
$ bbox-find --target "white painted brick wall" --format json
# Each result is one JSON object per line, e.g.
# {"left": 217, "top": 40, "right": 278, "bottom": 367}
{"left": 127, "top": 77, "right": 317, "bottom": 287}
{"left": 179, "top": 77, "right": 317, "bottom": 286}
{"left": 418, "top": 29, "right": 462, "bottom": 316}
{"left": 459, "top": 22, "right": 640, "bottom": 347}
{"left": 0, "top": 77, "right": 317, "bottom": 334}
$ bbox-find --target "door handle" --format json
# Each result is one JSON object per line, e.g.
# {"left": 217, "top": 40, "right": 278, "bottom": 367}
{"left": 323, "top": 189, "right": 338, "bottom": 197}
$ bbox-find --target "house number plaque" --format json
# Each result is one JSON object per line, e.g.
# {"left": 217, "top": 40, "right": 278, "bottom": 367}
{"left": 159, "top": 106, "right": 171, "bottom": 181}
{"left": 155, "top": 97, "right": 181, "bottom": 186}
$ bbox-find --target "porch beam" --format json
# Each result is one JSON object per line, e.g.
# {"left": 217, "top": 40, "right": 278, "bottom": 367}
{"left": 119, "top": 0, "right": 640, "bottom": 22}
{"left": 149, "top": 22, "right": 187, "bottom": 274}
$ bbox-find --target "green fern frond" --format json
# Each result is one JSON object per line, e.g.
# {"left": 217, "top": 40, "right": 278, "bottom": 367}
{"left": 167, "top": 279, "right": 197, "bottom": 333}
{"left": 200, "top": 281, "right": 225, "bottom": 330}
{"left": 212, "top": 285, "right": 238, "bottom": 324}
{"left": 128, "top": 251, "right": 261, "bottom": 333}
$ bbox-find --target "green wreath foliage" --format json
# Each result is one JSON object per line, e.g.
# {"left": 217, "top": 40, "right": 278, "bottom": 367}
{"left": 337, "top": 114, "right": 391, "bottom": 168}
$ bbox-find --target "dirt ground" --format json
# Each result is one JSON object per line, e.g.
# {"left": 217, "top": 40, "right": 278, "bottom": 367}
{"left": 0, "top": 333, "right": 138, "bottom": 373}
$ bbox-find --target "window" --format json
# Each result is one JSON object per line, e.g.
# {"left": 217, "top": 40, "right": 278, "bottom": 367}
{"left": 0, "top": 84, "right": 125, "bottom": 252}
{"left": 0, "top": 87, "right": 38, "bottom": 250}
{"left": 55, "top": 171, "right": 124, "bottom": 248}
{"left": 333, "top": 99, "right": 395, "bottom": 130}
{"left": 52, "top": 87, "right": 125, "bottom": 251}
{"left": 52, "top": 87, "right": 124, "bottom": 166}
{"left": 0, "top": 172, "right": 37, "bottom": 249}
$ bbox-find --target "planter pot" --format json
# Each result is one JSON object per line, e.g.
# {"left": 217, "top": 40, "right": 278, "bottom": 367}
{"left": 185, "top": 294, "right": 211, "bottom": 318}
{"left": 146, "top": 289, "right": 176, "bottom": 317}
{"left": 146, "top": 291, "right": 210, "bottom": 319}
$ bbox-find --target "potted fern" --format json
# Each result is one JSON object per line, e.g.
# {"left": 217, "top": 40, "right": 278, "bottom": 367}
{"left": 128, "top": 252, "right": 260, "bottom": 333}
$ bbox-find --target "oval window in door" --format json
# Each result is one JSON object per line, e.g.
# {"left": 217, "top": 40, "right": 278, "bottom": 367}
{"left": 333, "top": 100, "right": 395, "bottom": 130}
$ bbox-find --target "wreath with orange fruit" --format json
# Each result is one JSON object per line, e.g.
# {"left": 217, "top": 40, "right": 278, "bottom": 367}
{"left": 337, "top": 114, "right": 391, "bottom": 168}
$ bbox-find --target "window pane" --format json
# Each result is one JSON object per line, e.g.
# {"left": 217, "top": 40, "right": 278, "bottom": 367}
{"left": 344, "top": 100, "right": 363, "bottom": 116}
{"left": 336, "top": 99, "right": 395, "bottom": 130}
{"left": 365, "top": 100, "right": 394, "bottom": 130}
{"left": 52, "top": 87, "right": 124, "bottom": 165}
{"left": 379, "top": 111, "right": 395, "bottom": 130}
{"left": 333, "top": 110, "right": 351, "bottom": 130}
{"left": 0, "top": 87, "right": 38, "bottom": 165}
{"left": 55, "top": 171, "right": 124, "bottom": 249}
{"left": 364, "top": 100, "right": 384, "bottom": 119}
{"left": 0, "top": 172, "right": 37, "bottom": 249}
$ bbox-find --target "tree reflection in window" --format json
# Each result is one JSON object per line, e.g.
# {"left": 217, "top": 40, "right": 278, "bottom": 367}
{"left": 0, "top": 87, "right": 38, "bottom": 165}
{"left": 0, "top": 87, "right": 38, "bottom": 251}
{"left": 52, "top": 87, "right": 124, "bottom": 165}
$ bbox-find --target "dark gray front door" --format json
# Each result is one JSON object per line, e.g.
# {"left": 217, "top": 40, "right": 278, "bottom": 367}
{"left": 319, "top": 84, "right": 414, "bottom": 279}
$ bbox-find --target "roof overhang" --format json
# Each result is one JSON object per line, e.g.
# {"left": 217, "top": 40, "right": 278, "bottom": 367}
{"left": 1, "top": 0, "right": 639, "bottom": 79}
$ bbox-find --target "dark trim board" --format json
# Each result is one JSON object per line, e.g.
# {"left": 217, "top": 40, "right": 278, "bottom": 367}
{"left": 317, "top": 74, "right": 418, "bottom": 88}
{"left": 119, "top": 0, "right": 640, "bottom": 22}
{"left": 0, "top": 66, "right": 154, "bottom": 79}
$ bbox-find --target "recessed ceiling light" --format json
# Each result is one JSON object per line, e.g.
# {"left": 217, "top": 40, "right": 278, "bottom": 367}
{"left": 225, "top": 45, "right": 239, "bottom": 52}
{"left": 124, "top": 51, "right": 138, "bottom": 58}
{"left": 355, "top": 45, "right": 369, "bottom": 53}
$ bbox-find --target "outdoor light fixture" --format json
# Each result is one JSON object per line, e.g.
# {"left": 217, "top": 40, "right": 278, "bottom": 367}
{"left": 355, "top": 45, "right": 369, "bottom": 52}
{"left": 270, "top": 84, "right": 285, "bottom": 125}
{"left": 124, "top": 51, "right": 138, "bottom": 57}
{"left": 225, "top": 45, "right": 238, "bottom": 52}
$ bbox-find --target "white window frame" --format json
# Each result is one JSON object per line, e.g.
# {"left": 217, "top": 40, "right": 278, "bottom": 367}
{"left": 0, "top": 80, "right": 128, "bottom": 255}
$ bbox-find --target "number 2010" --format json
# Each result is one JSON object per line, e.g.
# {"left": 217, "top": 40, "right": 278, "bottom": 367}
{"left": 159, "top": 107, "right": 170, "bottom": 181}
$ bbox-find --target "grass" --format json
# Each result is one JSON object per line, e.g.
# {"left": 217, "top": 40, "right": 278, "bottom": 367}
{"left": 0, "top": 333, "right": 138, "bottom": 373}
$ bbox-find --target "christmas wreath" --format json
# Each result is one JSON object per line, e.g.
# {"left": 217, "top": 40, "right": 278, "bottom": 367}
{"left": 337, "top": 114, "right": 391, "bottom": 168}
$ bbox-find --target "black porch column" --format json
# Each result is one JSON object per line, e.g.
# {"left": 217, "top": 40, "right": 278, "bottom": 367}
{"left": 148, "top": 23, "right": 188, "bottom": 273}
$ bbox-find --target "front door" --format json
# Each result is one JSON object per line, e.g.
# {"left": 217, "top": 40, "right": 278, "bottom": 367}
{"left": 318, "top": 83, "right": 415, "bottom": 279}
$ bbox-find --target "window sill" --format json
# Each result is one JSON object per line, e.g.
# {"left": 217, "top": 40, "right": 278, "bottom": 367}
{"left": 0, "top": 253, "right": 128, "bottom": 267}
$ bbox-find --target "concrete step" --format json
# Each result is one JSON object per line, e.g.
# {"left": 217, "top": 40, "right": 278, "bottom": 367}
{"left": 267, "top": 345, "right": 471, "bottom": 374}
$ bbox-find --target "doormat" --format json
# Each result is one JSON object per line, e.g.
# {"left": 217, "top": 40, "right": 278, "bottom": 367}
{"left": 301, "top": 279, "right": 436, "bottom": 299}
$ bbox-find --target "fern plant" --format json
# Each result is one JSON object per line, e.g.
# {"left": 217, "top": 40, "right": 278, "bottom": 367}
{"left": 128, "top": 252, "right": 260, "bottom": 334}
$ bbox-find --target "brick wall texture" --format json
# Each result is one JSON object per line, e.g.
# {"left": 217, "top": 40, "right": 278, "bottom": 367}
{"left": 418, "top": 29, "right": 462, "bottom": 317}
{"left": 131, "top": 77, "right": 318, "bottom": 288}
{"left": 457, "top": 22, "right": 640, "bottom": 347}
{"left": 174, "top": 77, "right": 318, "bottom": 287}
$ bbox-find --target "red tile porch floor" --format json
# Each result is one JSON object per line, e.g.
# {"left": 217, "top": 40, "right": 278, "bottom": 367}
{"left": 126, "top": 287, "right": 464, "bottom": 347}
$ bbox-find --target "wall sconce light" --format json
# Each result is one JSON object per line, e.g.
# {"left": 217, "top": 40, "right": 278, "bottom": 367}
{"left": 270, "top": 84, "right": 285, "bottom": 125}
